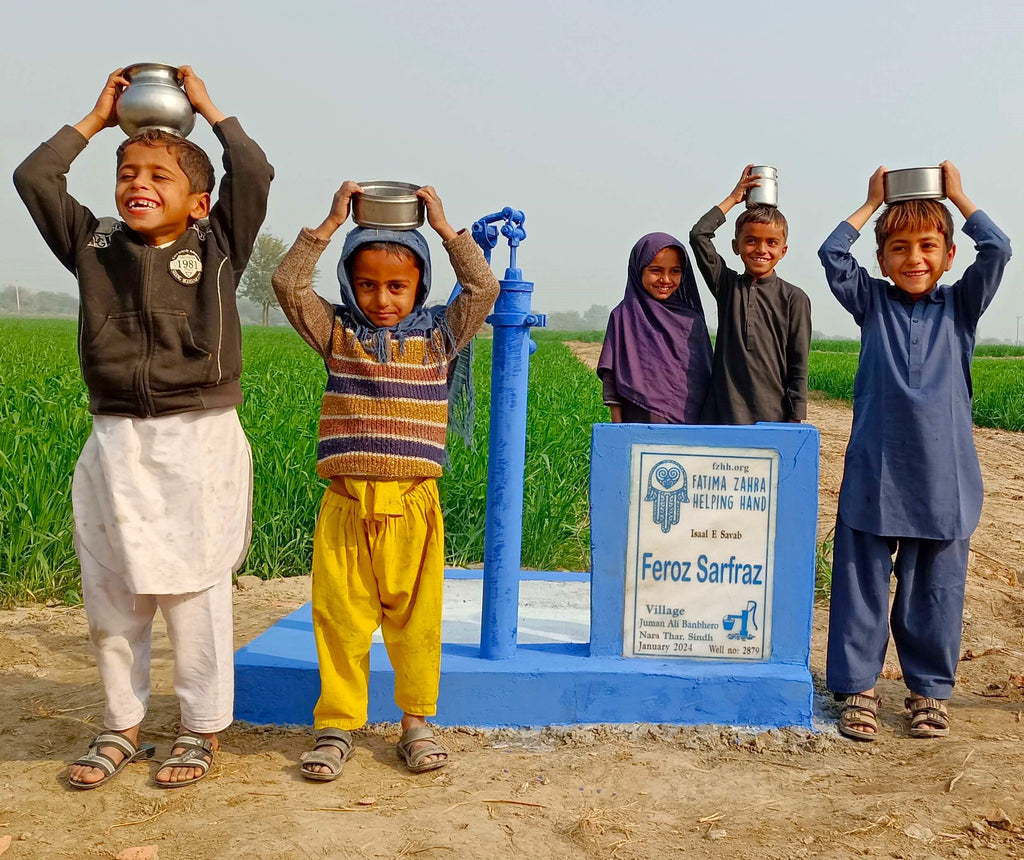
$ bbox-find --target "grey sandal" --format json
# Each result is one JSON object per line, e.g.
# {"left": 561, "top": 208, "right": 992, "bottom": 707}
{"left": 156, "top": 734, "right": 215, "bottom": 788}
{"left": 300, "top": 728, "right": 355, "bottom": 782}
{"left": 396, "top": 726, "right": 449, "bottom": 773}
{"left": 68, "top": 731, "right": 156, "bottom": 790}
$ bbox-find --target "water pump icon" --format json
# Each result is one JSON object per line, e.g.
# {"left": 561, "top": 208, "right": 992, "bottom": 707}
{"left": 722, "top": 600, "right": 758, "bottom": 641}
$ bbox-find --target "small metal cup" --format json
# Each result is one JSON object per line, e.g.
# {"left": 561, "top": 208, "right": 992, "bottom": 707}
{"left": 746, "top": 165, "right": 778, "bottom": 208}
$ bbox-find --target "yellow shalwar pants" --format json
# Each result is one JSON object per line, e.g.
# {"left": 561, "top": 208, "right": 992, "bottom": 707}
{"left": 311, "top": 477, "right": 444, "bottom": 730}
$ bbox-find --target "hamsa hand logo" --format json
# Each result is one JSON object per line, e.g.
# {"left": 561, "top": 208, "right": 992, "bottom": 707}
{"left": 646, "top": 459, "right": 688, "bottom": 533}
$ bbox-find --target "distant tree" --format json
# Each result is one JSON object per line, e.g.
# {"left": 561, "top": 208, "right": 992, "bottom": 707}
{"left": 582, "top": 304, "right": 610, "bottom": 331}
{"left": 0, "top": 283, "right": 78, "bottom": 317}
{"left": 546, "top": 310, "right": 586, "bottom": 331}
{"left": 0, "top": 284, "right": 21, "bottom": 314}
{"left": 239, "top": 232, "right": 289, "bottom": 327}
{"left": 236, "top": 296, "right": 264, "bottom": 326}
{"left": 36, "top": 290, "right": 79, "bottom": 315}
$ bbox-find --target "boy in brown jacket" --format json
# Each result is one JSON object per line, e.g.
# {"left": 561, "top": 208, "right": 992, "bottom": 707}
{"left": 14, "top": 67, "right": 273, "bottom": 789}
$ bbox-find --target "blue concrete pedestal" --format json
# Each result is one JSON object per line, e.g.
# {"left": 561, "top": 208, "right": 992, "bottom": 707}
{"left": 235, "top": 603, "right": 810, "bottom": 726}
{"left": 235, "top": 423, "right": 819, "bottom": 729}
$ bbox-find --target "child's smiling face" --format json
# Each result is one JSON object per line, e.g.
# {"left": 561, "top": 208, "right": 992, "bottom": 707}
{"left": 350, "top": 247, "right": 420, "bottom": 327}
{"left": 732, "top": 221, "right": 787, "bottom": 280}
{"left": 115, "top": 142, "right": 210, "bottom": 246}
{"left": 641, "top": 246, "right": 683, "bottom": 301}
{"left": 877, "top": 228, "right": 955, "bottom": 299}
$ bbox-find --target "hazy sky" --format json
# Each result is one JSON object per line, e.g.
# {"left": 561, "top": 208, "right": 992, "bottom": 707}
{"left": 3, "top": 1, "right": 1023, "bottom": 341}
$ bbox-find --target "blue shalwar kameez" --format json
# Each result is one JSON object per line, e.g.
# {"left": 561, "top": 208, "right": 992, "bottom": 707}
{"left": 817, "top": 211, "right": 1011, "bottom": 698}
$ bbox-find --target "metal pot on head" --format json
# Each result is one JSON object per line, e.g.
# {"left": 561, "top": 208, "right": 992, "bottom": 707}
{"left": 883, "top": 167, "right": 946, "bottom": 204}
{"left": 352, "top": 181, "right": 425, "bottom": 230}
{"left": 116, "top": 63, "right": 196, "bottom": 138}
{"left": 745, "top": 165, "right": 778, "bottom": 208}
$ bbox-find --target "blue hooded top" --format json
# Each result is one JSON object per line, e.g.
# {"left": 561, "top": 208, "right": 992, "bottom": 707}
{"left": 336, "top": 226, "right": 457, "bottom": 365}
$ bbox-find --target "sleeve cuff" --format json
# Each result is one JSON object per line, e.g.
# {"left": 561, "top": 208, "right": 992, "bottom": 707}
{"left": 698, "top": 206, "right": 726, "bottom": 231}
{"left": 835, "top": 221, "right": 860, "bottom": 241}
{"left": 820, "top": 221, "right": 860, "bottom": 254}
{"left": 298, "top": 227, "right": 331, "bottom": 248}
{"left": 47, "top": 125, "right": 90, "bottom": 161}
{"left": 211, "top": 116, "right": 243, "bottom": 145}
{"left": 443, "top": 228, "right": 476, "bottom": 253}
{"left": 962, "top": 209, "right": 994, "bottom": 237}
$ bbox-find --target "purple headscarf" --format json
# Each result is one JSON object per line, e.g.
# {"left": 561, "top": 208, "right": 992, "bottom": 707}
{"left": 597, "top": 232, "right": 712, "bottom": 423}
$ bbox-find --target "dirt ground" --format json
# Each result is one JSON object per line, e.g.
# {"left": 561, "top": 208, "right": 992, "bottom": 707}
{"left": 1, "top": 344, "right": 1022, "bottom": 860}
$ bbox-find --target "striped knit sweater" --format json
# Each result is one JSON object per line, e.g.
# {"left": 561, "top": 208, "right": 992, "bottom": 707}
{"left": 319, "top": 324, "right": 451, "bottom": 478}
{"left": 272, "top": 227, "right": 500, "bottom": 480}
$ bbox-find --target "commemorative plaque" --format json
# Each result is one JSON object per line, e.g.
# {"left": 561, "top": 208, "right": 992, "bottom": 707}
{"left": 623, "top": 444, "right": 779, "bottom": 660}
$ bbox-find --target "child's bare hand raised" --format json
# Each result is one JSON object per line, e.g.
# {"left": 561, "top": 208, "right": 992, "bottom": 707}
{"left": 941, "top": 160, "right": 978, "bottom": 219}
{"left": 718, "top": 164, "right": 759, "bottom": 214}
{"left": 845, "top": 166, "right": 887, "bottom": 231}
{"left": 73, "top": 69, "right": 129, "bottom": 140}
{"left": 179, "top": 66, "right": 226, "bottom": 126}
{"left": 865, "top": 166, "right": 886, "bottom": 210}
{"left": 417, "top": 186, "right": 457, "bottom": 242}
{"left": 312, "top": 182, "right": 364, "bottom": 241}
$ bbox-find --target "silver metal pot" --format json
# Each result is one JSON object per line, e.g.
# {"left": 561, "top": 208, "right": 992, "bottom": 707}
{"left": 352, "top": 181, "right": 424, "bottom": 230}
{"left": 116, "top": 63, "right": 196, "bottom": 137}
{"left": 746, "top": 165, "right": 778, "bottom": 208}
{"left": 883, "top": 167, "right": 945, "bottom": 204}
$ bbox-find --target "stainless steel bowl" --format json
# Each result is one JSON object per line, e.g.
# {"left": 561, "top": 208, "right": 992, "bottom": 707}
{"left": 883, "top": 167, "right": 945, "bottom": 204}
{"left": 746, "top": 165, "right": 778, "bottom": 208}
{"left": 116, "top": 63, "right": 196, "bottom": 137}
{"left": 352, "top": 181, "right": 424, "bottom": 230}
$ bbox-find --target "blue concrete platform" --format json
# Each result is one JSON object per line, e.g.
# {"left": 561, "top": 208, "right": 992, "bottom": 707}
{"left": 234, "top": 423, "right": 819, "bottom": 730}
{"left": 234, "top": 597, "right": 811, "bottom": 727}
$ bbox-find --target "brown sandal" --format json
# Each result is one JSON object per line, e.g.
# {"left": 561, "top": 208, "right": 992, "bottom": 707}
{"left": 905, "top": 696, "right": 949, "bottom": 738}
{"left": 396, "top": 726, "right": 449, "bottom": 773}
{"left": 838, "top": 694, "right": 881, "bottom": 741}
{"left": 300, "top": 728, "right": 355, "bottom": 782}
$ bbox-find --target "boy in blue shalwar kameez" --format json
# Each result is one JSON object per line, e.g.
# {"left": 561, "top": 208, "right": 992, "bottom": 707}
{"left": 818, "top": 162, "right": 1011, "bottom": 741}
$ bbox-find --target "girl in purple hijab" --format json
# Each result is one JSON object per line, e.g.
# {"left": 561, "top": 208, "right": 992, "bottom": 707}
{"left": 597, "top": 233, "right": 713, "bottom": 423}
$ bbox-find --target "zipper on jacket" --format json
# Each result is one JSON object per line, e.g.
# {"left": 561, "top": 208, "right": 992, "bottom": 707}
{"left": 137, "top": 247, "right": 157, "bottom": 416}
{"left": 130, "top": 249, "right": 147, "bottom": 415}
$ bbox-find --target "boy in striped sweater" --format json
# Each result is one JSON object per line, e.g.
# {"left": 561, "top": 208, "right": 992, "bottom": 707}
{"left": 272, "top": 181, "right": 499, "bottom": 780}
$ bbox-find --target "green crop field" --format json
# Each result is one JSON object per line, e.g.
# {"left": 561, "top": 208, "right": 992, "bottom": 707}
{"left": 0, "top": 319, "right": 608, "bottom": 604}
{"left": 3, "top": 319, "right": 1021, "bottom": 604}
{"left": 807, "top": 343, "right": 1024, "bottom": 431}
{"left": 809, "top": 338, "right": 863, "bottom": 354}
{"left": 811, "top": 338, "right": 1024, "bottom": 358}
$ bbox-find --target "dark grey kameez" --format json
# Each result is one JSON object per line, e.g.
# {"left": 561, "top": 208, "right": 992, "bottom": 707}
{"left": 688, "top": 207, "right": 812, "bottom": 424}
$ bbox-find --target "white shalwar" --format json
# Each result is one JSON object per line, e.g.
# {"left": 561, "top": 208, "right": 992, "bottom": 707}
{"left": 72, "top": 406, "right": 252, "bottom": 732}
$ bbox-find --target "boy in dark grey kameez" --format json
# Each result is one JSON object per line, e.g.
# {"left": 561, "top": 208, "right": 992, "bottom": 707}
{"left": 818, "top": 162, "right": 1011, "bottom": 741}
{"left": 689, "top": 165, "right": 811, "bottom": 425}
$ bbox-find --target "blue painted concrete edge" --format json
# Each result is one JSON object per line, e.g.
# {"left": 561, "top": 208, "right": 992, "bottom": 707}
{"left": 235, "top": 604, "right": 813, "bottom": 729}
